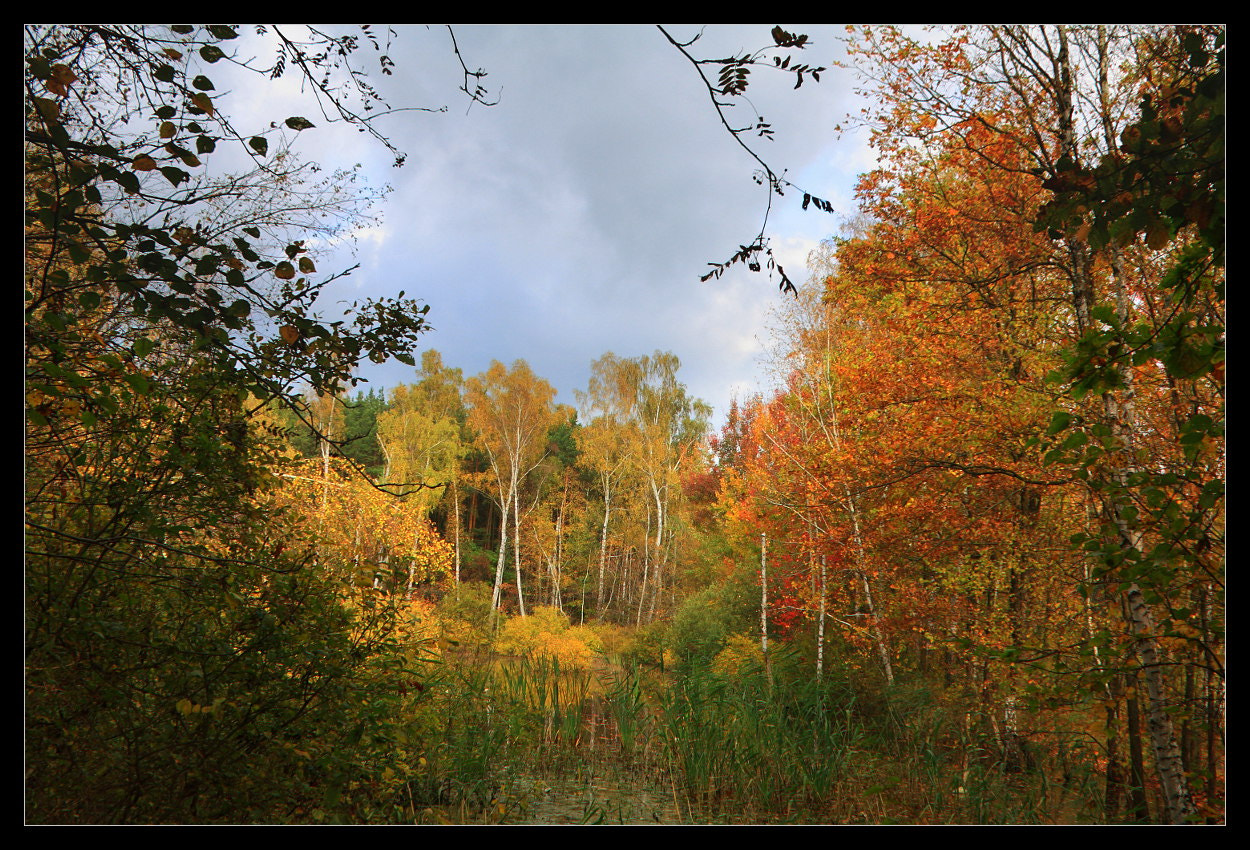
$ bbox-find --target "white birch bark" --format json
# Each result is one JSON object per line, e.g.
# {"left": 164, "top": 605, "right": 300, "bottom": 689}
{"left": 760, "top": 532, "right": 773, "bottom": 688}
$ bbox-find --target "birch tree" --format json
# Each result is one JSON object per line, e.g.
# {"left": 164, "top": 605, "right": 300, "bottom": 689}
{"left": 465, "top": 360, "right": 558, "bottom": 615}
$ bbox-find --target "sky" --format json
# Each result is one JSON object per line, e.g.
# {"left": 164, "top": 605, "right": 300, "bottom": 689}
{"left": 217, "top": 25, "right": 880, "bottom": 430}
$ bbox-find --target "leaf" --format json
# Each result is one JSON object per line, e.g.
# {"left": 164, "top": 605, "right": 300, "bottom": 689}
{"left": 132, "top": 155, "right": 158, "bottom": 172}
{"left": 32, "top": 97, "right": 61, "bottom": 122}
{"left": 190, "top": 92, "right": 214, "bottom": 117}
{"left": 1145, "top": 218, "right": 1171, "bottom": 250}
{"left": 1046, "top": 411, "right": 1072, "bottom": 435}
{"left": 116, "top": 171, "right": 141, "bottom": 194}
{"left": 159, "top": 166, "right": 189, "bottom": 186}
{"left": 49, "top": 62, "right": 77, "bottom": 88}
{"left": 154, "top": 64, "right": 176, "bottom": 83}
{"left": 191, "top": 75, "right": 215, "bottom": 91}
{"left": 159, "top": 121, "right": 177, "bottom": 139}
{"left": 248, "top": 136, "right": 269, "bottom": 157}
{"left": 200, "top": 45, "right": 227, "bottom": 63}
{"left": 279, "top": 325, "right": 300, "bottom": 345}
{"left": 123, "top": 372, "right": 152, "bottom": 395}
{"left": 274, "top": 261, "right": 295, "bottom": 280}
{"left": 285, "top": 116, "right": 316, "bottom": 131}
{"left": 298, "top": 257, "right": 316, "bottom": 274}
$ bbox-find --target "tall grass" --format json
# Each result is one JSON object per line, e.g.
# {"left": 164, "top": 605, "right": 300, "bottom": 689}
{"left": 401, "top": 640, "right": 1104, "bottom": 824}
{"left": 655, "top": 649, "right": 864, "bottom": 822}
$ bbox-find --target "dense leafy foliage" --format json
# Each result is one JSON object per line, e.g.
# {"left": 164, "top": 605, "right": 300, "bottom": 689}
{"left": 26, "top": 24, "right": 1223, "bottom": 825}
{"left": 24, "top": 25, "right": 462, "bottom": 823}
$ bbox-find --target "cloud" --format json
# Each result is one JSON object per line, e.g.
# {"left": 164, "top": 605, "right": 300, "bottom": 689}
{"left": 214, "top": 25, "right": 877, "bottom": 429}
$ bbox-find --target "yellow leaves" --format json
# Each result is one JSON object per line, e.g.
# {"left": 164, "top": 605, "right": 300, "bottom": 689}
{"left": 495, "top": 607, "right": 603, "bottom": 669}
{"left": 175, "top": 696, "right": 228, "bottom": 717}
{"left": 277, "top": 457, "right": 454, "bottom": 593}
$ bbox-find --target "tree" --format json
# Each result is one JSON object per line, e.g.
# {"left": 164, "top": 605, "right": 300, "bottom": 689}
{"left": 25, "top": 24, "right": 488, "bottom": 822}
{"left": 464, "top": 360, "right": 559, "bottom": 615}
{"left": 574, "top": 413, "right": 635, "bottom": 619}
{"left": 838, "top": 24, "right": 1223, "bottom": 822}
{"left": 378, "top": 353, "right": 465, "bottom": 509}
{"left": 580, "top": 352, "right": 710, "bottom": 625}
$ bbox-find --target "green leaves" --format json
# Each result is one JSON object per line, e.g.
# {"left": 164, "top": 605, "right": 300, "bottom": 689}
{"left": 1045, "top": 411, "right": 1073, "bottom": 435}
{"left": 285, "top": 116, "right": 315, "bottom": 131}
{"left": 248, "top": 136, "right": 269, "bottom": 157}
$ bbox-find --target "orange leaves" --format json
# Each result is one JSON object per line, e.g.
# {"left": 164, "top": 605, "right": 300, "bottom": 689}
{"left": 43, "top": 63, "right": 76, "bottom": 96}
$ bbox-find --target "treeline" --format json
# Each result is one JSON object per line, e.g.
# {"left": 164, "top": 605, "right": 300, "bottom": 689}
{"left": 278, "top": 350, "right": 716, "bottom": 628}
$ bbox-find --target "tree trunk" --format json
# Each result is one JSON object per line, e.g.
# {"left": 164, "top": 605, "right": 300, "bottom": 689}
{"left": 513, "top": 489, "right": 526, "bottom": 617}
{"left": 451, "top": 478, "right": 461, "bottom": 585}
{"left": 816, "top": 554, "right": 827, "bottom": 683}
{"left": 597, "top": 483, "right": 611, "bottom": 621}
{"left": 1125, "top": 674, "right": 1152, "bottom": 823}
{"left": 1054, "top": 27, "right": 1193, "bottom": 823}
{"left": 760, "top": 533, "right": 773, "bottom": 689}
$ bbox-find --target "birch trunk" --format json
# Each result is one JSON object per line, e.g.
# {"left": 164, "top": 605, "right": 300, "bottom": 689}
{"left": 1054, "top": 27, "right": 1192, "bottom": 822}
{"left": 816, "top": 554, "right": 827, "bottom": 683}
{"left": 760, "top": 533, "right": 773, "bottom": 689}
{"left": 597, "top": 479, "right": 611, "bottom": 620}
{"left": 513, "top": 487, "right": 526, "bottom": 617}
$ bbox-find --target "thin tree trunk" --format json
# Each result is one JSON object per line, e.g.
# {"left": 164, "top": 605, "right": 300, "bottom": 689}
{"left": 491, "top": 503, "right": 508, "bottom": 612}
{"left": 816, "top": 553, "right": 827, "bottom": 683}
{"left": 761, "top": 533, "right": 773, "bottom": 689}
{"left": 452, "top": 478, "right": 461, "bottom": 586}
{"left": 637, "top": 503, "right": 651, "bottom": 627}
{"left": 597, "top": 483, "right": 611, "bottom": 620}
{"left": 1125, "top": 673, "right": 1152, "bottom": 823}
{"left": 1056, "top": 27, "right": 1192, "bottom": 822}
{"left": 513, "top": 488, "right": 525, "bottom": 617}
{"left": 859, "top": 569, "right": 893, "bottom": 687}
